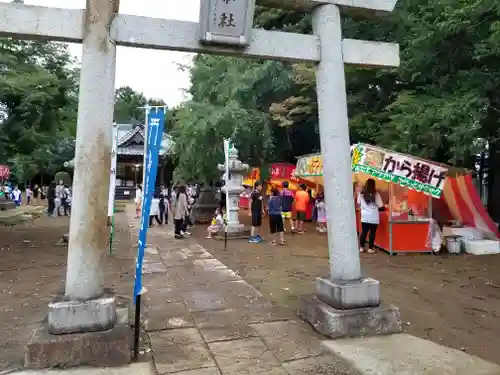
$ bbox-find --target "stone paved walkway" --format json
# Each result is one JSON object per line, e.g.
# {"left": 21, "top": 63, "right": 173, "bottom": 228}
{"left": 126, "top": 208, "right": 359, "bottom": 375}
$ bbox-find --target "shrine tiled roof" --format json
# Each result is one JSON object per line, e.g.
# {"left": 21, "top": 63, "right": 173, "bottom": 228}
{"left": 116, "top": 124, "right": 173, "bottom": 156}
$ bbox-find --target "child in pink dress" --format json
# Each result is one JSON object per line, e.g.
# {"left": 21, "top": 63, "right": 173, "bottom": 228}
{"left": 315, "top": 193, "right": 327, "bottom": 232}
{"left": 206, "top": 208, "right": 224, "bottom": 239}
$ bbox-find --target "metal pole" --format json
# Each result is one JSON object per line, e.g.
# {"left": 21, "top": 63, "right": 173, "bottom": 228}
{"left": 65, "top": 0, "right": 118, "bottom": 300}
{"left": 141, "top": 106, "right": 149, "bottom": 207}
{"left": 389, "top": 182, "right": 393, "bottom": 256}
{"left": 133, "top": 294, "right": 142, "bottom": 360}
{"left": 312, "top": 4, "right": 360, "bottom": 281}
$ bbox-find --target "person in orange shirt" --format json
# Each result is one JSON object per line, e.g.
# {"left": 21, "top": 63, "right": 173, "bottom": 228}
{"left": 294, "top": 184, "right": 310, "bottom": 233}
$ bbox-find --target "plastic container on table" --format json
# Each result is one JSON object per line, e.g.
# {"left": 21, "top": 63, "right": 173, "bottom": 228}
{"left": 445, "top": 235, "right": 464, "bottom": 254}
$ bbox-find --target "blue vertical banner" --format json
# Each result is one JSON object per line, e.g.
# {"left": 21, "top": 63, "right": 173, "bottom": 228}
{"left": 133, "top": 107, "right": 166, "bottom": 301}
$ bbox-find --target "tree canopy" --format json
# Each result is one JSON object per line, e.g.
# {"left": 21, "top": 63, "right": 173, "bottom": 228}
{"left": 0, "top": 38, "right": 79, "bottom": 183}
{"left": 0, "top": 35, "right": 165, "bottom": 184}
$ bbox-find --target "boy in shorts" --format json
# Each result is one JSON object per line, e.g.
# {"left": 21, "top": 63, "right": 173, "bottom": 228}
{"left": 248, "top": 181, "right": 264, "bottom": 243}
{"left": 294, "top": 184, "right": 310, "bottom": 233}
{"left": 280, "top": 181, "right": 294, "bottom": 232}
{"left": 268, "top": 187, "right": 285, "bottom": 245}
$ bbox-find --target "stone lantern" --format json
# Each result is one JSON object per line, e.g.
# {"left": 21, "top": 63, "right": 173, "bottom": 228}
{"left": 217, "top": 146, "right": 250, "bottom": 237}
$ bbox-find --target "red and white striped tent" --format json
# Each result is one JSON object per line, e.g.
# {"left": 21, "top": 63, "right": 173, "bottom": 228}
{"left": 434, "top": 172, "right": 499, "bottom": 239}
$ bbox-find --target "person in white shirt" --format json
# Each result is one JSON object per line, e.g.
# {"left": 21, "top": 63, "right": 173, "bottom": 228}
{"left": 54, "top": 180, "right": 64, "bottom": 217}
{"left": 135, "top": 184, "right": 142, "bottom": 218}
{"left": 357, "top": 178, "right": 384, "bottom": 254}
{"left": 3, "top": 184, "right": 11, "bottom": 201}
{"left": 12, "top": 186, "right": 22, "bottom": 206}
{"left": 25, "top": 186, "right": 32, "bottom": 205}
{"left": 149, "top": 193, "right": 161, "bottom": 227}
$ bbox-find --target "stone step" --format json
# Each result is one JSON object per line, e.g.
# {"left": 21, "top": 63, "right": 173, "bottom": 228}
{"left": 323, "top": 333, "right": 500, "bottom": 375}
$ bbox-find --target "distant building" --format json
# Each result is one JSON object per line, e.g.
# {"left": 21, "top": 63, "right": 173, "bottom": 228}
{"left": 115, "top": 123, "right": 174, "bottom": 199}
{"left": 66, "top": 123, "right": 175, "bottom": 200}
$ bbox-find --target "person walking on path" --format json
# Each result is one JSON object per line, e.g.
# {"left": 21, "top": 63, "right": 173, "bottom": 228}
{"left": 149, "top": 193, "right": 162, "bottom": 227}
{"left": 315, "top": 192, "right": 327, "bottom": 232}
{"left": 173, "top": 185, "right": 189, "bottom": 239}
{"left": 248, "top": 181, "right": 265, "bottom": 243}
{"left": 25, "top": 186, "right": 32, "bottom": 205}
{"left": 53, "top": 180, "right": 64, "bottom": 217}
{"left": 135, "top": 184, "right": 142, "bottom": 218}
{"left": 357, "top": 178, "right": 384, "bottom": 254}
{"left": 47, "top": 182, "right": 56, "bottom": 216}
{"left": 12, "top": 186, "right": 22, "bottom": 206}
{"left": 268, "top": 187, "right": 286, "bottom": 245}
{"left": 159, "top": 184, "right": 169, "bottom": 225}
{"left": 294, "top": 184, "right": 310, "bottom": 233}
{"left": 61, "top": 185, "right": 71, "bottom": 216}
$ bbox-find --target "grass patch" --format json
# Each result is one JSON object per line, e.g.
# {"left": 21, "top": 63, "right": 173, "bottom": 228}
{"left": 0, "top": 215, "right": 29, "bottom": 226}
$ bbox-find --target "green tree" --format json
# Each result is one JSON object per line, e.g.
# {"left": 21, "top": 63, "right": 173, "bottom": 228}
{"left": 114, "top": 86, "right": 148, "bottom": 124}
{"left": 0, "top": 36, "right": 79, "bottom": 184}
{"left": 171, "top": 55, "right": 294, "bottom": 183}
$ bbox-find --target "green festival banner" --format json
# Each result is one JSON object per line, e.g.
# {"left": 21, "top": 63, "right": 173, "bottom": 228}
{"left": 351, "top": 144, "right": 448, "bottom": 198}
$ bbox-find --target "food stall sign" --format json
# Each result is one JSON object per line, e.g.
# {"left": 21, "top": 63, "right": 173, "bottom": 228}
{"left": 0, "top": 165, "right": 10, "bottom": 179}
{"left": 295, "top": 155, "right": 323, "bottom": 177}
{"left": 351, "top": 144, "right": 448, "bottom": 198}
{"left": 269, "top": 163, "right": 299, "bottom": 182}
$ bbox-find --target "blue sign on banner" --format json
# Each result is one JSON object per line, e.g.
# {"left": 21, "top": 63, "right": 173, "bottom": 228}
{"left": 133, "top": 107, "right": 166, "bottom": 301}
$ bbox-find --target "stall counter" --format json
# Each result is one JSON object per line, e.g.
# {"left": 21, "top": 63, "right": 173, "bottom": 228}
{"left": 356, "top": 210, "right": 433, "bottom": 255}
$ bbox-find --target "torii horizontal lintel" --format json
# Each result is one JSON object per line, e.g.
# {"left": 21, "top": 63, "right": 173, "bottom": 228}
{"left": 0, "top": 3, "right": 399, "bottom": 67}
{"left": 256, "top": 0, "right": 398, "bottom": 12}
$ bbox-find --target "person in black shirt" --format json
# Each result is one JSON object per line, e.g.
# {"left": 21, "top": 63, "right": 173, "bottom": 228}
{"left": 248, "top": 181, "right": 264, "bottom": 243}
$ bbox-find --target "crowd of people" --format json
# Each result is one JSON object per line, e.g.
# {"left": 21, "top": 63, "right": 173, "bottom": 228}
{"left": 134, "top": 183, "right": 199, "bottom": 239}
{"left": 1, "top": 181, "right": 72, "bottom": 217}
{"left": 238, "top": 177, "right": 383, "bottom": 253}
{"left": 132, "top": 177, "right": 384, "bottom": 253}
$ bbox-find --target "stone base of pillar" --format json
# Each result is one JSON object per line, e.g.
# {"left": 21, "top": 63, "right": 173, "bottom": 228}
{"left": 298, "top": 277, "right": 402, "bottom": 339}
{"left": 25, "top": 323, "right": 131, "bottom": 369}
{"left": 214, "top": 224, "right": 251, "bottom": 240}
{"left": 48, "top": 295, "right": 117, "bottom": 334}
{"left": 25, "top": 295, "right": 132, "bottom": 369}
{"left": 316, "top": 276, "right": 380, "bottom": 309}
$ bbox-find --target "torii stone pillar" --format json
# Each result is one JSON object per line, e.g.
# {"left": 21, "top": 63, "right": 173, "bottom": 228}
{"left": 297, "top": 3, "right": 402, "bottom": 338}
{"left": 48, "top": 0, "right": 119, "bottom": 334}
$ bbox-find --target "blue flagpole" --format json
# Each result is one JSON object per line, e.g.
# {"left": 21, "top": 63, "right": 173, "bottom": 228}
{"left": 133, "top": 105, "right": 167, "bottom": 361}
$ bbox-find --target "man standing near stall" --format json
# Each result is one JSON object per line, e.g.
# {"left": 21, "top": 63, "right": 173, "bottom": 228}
{"left": 294, "top": 184, "right": 310, "bottom": 234}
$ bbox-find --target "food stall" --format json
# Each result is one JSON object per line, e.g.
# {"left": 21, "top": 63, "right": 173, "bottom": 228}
{"left": 240, "top": 167, "right": 260, "bottom": 208}
{"left": 240, "top": 163, "right": 316, "bottom": 219}
{"left": 295, "top": 144, "right": 449, "bottom": 255}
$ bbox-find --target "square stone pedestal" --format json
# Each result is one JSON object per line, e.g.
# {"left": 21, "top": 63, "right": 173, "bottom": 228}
{"left": 25, "top": 323, "right": 132, "bottom": 369}
{"left": 48, "top": 296, "right": 117, "bottom": 334}
{"left": 25, "top": 295, "right": 132, "bottom": 369}
{"left": 214, "top": 224, "right": 251, "bottom": 240}
{"left": 316, "top": 277, "right": 380, "bottom": 309}
{"left": 299, "top": 277, "right": 402, "bottom": 339}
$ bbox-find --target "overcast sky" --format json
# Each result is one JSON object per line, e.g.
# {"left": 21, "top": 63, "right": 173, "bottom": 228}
{"left": 1, "top": 0, "right": 200, "bottom": 107}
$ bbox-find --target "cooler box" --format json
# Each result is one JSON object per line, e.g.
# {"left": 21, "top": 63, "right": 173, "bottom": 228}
{"left": 465, "top": 239, "right": 500, "bottom": 255}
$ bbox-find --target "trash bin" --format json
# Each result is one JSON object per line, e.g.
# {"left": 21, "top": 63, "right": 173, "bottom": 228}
{"left": 445, "top": 235, "right": 463, "bottom": 254}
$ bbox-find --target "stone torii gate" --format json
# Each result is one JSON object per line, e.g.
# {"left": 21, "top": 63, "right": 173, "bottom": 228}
{"left": 0, "top": 0, "right": 401, "bottom": 366}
